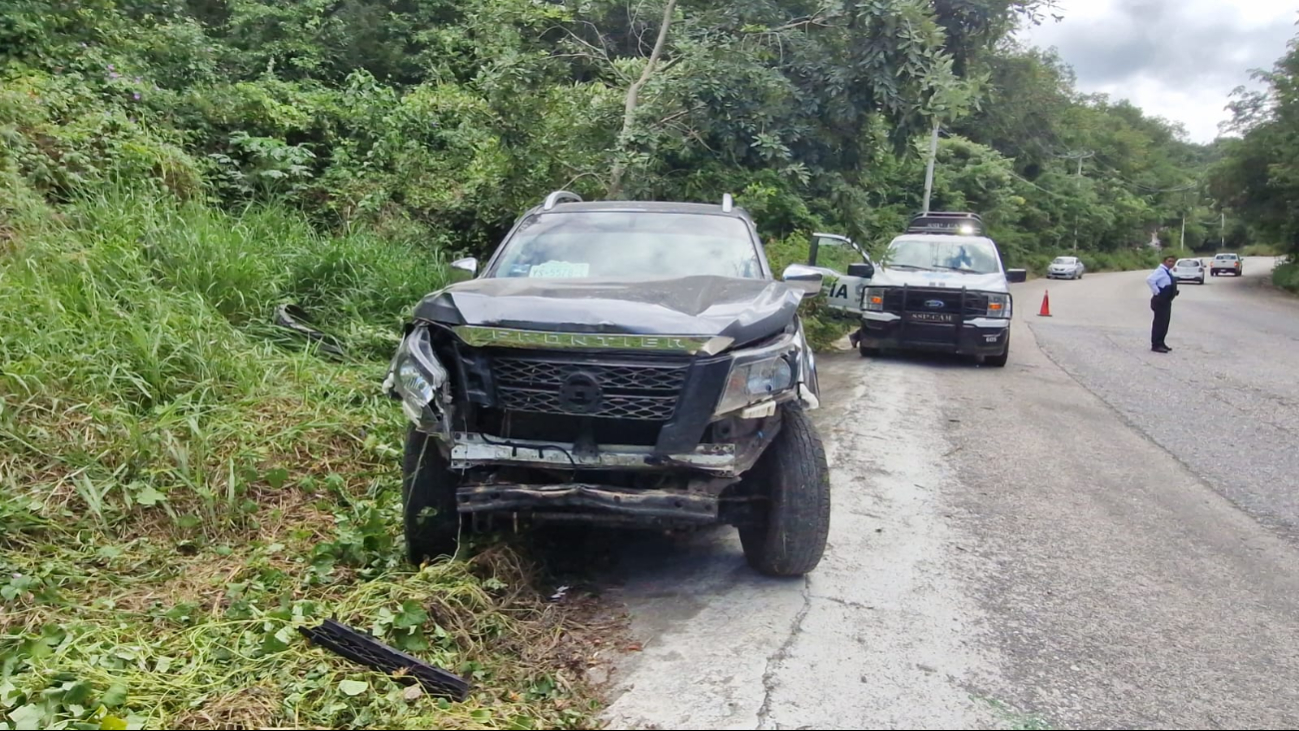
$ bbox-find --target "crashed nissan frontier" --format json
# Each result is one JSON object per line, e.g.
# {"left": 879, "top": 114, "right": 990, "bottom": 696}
{"left": 383, "top": 191, "right": 833, "bottom": 577}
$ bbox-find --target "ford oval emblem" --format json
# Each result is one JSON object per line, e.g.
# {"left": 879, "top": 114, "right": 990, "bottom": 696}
{"left": 925, "top": 299, "right": 946, "bottom": 309}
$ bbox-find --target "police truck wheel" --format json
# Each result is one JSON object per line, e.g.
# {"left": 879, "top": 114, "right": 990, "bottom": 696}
{"left": 739, "top": 405, "right": 831, "bottom": 577}
{"left": 859, "top": 345, "right": 881, "bottom": 358}
{"left": 985, "top": 333, "right": 1010, "bottom": 368}
{"left": 402, "top": 427, "right": 461, "bottom": 565}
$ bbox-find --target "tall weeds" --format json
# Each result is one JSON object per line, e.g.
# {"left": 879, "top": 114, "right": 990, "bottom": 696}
{"left": 0, "top": 189, "right": 601, "bottom": 730}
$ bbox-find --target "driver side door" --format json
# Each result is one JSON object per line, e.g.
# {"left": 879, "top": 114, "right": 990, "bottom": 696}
{"left": 807, "top": 233, "right": 874, "bottom": 319}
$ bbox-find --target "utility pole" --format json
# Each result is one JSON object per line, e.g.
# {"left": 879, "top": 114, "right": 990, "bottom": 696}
{"left": 1221, "top": 211, "right": 1226, "bottom": 251}
{"left": 1056, "top": 151, "right": 1095, "bottom": 252}
{"left": 1180, "top": 213, "right": 1186, "bottom": 254}
{"left": 922, "top": 120, "right": 940, "bottom": 215}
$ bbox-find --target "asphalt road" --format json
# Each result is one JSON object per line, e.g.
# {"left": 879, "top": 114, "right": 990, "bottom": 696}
{"left": 597, "top": 256, "right": 1299, "bottom": 730}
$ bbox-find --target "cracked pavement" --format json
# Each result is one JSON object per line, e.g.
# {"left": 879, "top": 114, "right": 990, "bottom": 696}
{"left": 597, "top": 257, "right": 1299, "bottom": 729}
{"left": 600, "top": 359, "right": 1001, "bottom": 730}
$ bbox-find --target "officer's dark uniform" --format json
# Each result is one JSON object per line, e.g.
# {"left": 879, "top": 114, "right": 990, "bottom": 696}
{"left": 1149, "top": 264, "right": 1179, "bottom": 352}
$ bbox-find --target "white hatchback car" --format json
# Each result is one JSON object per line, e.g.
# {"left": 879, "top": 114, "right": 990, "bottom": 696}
{"left": 1172, "top": 258, "right": 1206, "bottom": 284}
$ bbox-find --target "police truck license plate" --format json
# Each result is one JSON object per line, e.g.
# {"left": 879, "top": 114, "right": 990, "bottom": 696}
{"left": 908, "top": 312, "right": 955, "bottom": 323}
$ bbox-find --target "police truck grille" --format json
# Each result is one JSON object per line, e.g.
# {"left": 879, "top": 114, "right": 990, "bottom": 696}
{"left": 883, "top": 288, "right": 989, "bottom": 317}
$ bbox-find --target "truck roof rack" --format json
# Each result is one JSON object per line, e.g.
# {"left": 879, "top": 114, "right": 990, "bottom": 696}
{"left": 542, "top": 190, "right": 583, "bottom": 211}
{"left": 906, "top": 211, "right": 984, "bottom": 236}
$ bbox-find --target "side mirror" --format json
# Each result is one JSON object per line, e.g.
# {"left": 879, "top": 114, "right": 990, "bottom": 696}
{"left": 847, "top": 262, "right": 875, "bottom": 279}
{"left": 450, "top": 257, "right": 478, "bottom": 282}
{"left": 781, "top": 263, "right": 825, "bottom": 298}
{"left": 1006, "top": 268, "right": 1028, "bottom": 284}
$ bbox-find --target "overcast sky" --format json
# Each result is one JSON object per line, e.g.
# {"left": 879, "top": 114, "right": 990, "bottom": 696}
{"left": 1016, "top": 0, "right": 1298, "bottom": 143}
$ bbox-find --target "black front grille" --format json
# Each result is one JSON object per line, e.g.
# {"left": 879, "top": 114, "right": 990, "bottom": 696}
{"left": 883, "top": 288, "right": 987, "bottom": 317}
{"left": 491, "top": 355, "right": 689, "bottom": 422}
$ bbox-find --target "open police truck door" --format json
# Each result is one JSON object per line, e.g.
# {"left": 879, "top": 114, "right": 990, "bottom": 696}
{"left": 807, "top": 233, "right": 875, "bottom": 319}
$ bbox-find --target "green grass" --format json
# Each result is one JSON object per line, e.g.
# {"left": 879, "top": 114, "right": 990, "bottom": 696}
{"left": 1273, "top": 260, "right": 1299, "bottom": 294}
{"left": 970, "top": 694, "right": 1052, "bottom": 730}
{"left": 0, "top": 188, "right": 607, "bottom": 730}
{"left": 1243, "top": 243, "right": 1286, "bottom": 257}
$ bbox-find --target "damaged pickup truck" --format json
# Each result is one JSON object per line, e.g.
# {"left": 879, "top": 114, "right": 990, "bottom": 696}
{"left": 383, "top": 191, "right": 832, "bottom": 577}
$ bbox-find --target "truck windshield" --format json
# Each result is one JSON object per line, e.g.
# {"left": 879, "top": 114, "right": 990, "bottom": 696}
{"left": 884, "top": 236, "right": 1002, "bottom": 275}
{"left": 490, "top": 212, "right": 763, "bottom": 280}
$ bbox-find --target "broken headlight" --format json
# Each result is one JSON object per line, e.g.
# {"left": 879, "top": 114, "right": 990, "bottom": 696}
{"left": 714, "top": 339, "right": 798, "bottom": 417}
{"left": 385, "top": 325, "right": 448, "bottom": 428}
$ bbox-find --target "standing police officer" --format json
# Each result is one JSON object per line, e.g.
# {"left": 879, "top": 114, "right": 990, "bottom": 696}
{"left": 1146, "top": 255, "right": 1179, "bottom": 353}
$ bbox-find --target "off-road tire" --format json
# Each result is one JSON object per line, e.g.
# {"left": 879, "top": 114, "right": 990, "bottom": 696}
{"left": 859, "top": 345, "right": 882, "bottom": 358}
{"left": 985, "top": 336, "right": 1010, "bottom": 368}
{"left": 402, "top": 427, "right": 461, "bottom": 565}
{"left": 739, "top": 404, "right": 831, "bottom": 577}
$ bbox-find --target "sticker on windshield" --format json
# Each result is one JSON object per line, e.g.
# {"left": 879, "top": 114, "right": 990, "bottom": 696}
{"left": 529, "top": 261, "right": 590, "bottom": 278}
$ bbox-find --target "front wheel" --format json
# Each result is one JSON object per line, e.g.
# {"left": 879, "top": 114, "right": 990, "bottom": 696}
{"left": 739, "top": 405, "right": 831, "bottom": 577}
{"left": 985, "top": 334, "right": 1010, "bottom": 368}
{"left": 859, "top": 345, "right": 882, "bottom": 358}
{"left": 402, "top": 427, "right": 462, "bottom": 565}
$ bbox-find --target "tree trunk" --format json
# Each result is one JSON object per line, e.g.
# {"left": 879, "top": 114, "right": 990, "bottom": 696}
{"left": 607, "top": 0, "right": 678, "bottom": 199}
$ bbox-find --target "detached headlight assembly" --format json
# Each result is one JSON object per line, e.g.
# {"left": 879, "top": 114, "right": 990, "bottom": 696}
{"left": 386, "top": 326, "right": 449, "bottom": 427}
{"left": 715, "top": 352, "right": 796, "bottom": 416}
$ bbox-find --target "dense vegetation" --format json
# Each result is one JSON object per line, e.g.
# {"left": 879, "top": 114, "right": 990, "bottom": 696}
{"left": 1, "top": 0, "right": 1222, "bottom": 263}
{"left": 1210, "top": 25, "right": 1299, "bottom": 292}
{"left": 0, "top": 1, "right": 1265, "bottom": 728}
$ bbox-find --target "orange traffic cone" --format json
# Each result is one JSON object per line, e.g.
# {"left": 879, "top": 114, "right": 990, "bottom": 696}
{"left": 1038, "top": 290, "right": 1052, "bottom": 317}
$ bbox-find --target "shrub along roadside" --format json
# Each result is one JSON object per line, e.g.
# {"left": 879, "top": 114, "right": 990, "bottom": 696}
{"left": 1244, "top": 243, "right": 1287, "bottom": 257}
{"left": 1273, "top": 261, "right": 1299, "bottom": 295}
{"left": 1016, "top": 247, "right": 1186, "bottom": 278}
{"left": 0, "top": 189, "right": 605, "bottom": 730}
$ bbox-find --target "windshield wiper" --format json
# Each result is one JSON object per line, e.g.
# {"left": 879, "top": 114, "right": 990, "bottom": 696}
{"left": 887, "top": 264, "right": 937, "bottom": 271}
{"left": 928, "top": 265, "right": 991, "bottom": 274}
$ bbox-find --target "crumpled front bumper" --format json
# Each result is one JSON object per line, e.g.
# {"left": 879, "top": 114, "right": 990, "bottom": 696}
{"left": 445, "top": 432, "right": 765, "bottom": 525}
{"left": 457, "top": 483, "right": 720, "bottom": 523}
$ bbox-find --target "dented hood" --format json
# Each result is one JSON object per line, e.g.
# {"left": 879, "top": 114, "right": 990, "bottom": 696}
{"left": 413, "top": 275, "right": 801, "bottom": 348}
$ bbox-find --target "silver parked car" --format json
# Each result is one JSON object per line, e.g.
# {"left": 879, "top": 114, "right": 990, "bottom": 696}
{"left": 1047, "top": 256, "right": 1085, "bottom": 279}
{"left": 1173, "top": 258, "right": 1206, "bottom": 284}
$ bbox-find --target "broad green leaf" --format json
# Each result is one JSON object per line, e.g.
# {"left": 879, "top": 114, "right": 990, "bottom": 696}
{"left": 264, "top": 468, "right": 289, "bottom": 489}
{"left": 338, "top": 679, "right": 368, "bottom": 697}
{"left": 8, "top": 703, "right": 45, "bottom": 729}
{"left": 133, "top": 486, "right": 166, "bottom": 506}
{"left": 101, "top": 683, "right": 128, "bottom": 708}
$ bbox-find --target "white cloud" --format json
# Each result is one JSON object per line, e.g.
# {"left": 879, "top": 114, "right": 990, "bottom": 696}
{"left": 1016, "top": 0, "right": 1298, "bottom": 143}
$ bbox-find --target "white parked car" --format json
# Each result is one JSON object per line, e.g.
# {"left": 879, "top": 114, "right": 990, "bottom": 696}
{"left": 1172, "top": 258, "right": 1205, "bottom": 285}
{"left": 1047, "top": 256, "right": 1085, "bottom": 279}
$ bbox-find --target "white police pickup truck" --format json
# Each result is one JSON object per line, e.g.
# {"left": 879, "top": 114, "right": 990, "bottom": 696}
{"left": 805, "top": 213, "right": 1027, "bottom": 367}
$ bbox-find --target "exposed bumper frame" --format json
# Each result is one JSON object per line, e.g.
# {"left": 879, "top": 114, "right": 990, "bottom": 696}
{"left": 456, "top": 483, "right": 720, "bottom": 523}
{"left": 448, "top": 432, "right": 739, "bottom": 476}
